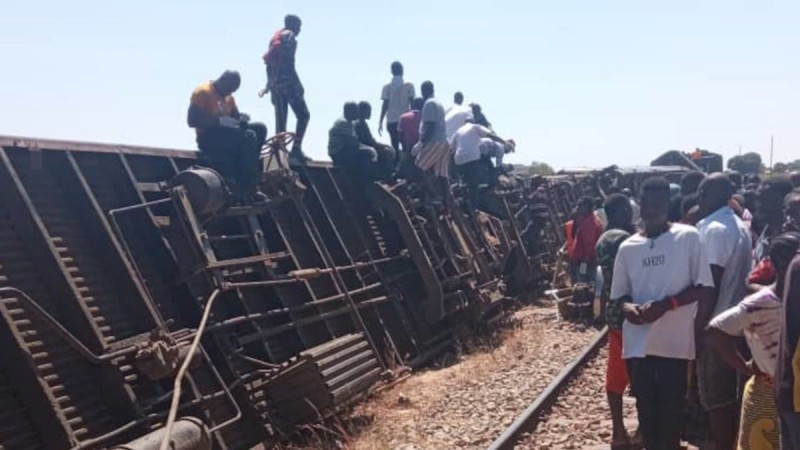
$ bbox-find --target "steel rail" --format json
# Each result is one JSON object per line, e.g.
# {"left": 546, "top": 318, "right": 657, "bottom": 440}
{"left": 486, "top": 326, "right": 608, "bottom": 450}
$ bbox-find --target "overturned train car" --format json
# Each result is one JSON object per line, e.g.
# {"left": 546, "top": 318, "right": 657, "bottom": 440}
{"left": 0, "top": 135, "right": 568, "bottom": 449}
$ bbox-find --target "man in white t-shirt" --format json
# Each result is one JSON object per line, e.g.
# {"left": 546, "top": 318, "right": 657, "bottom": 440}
{"left": 610, "top": 176, "right": 714, "bottom": 450}
{"left": 378, "top": 61, "right": 415, "bottom": 151}
{"left": 694, "top": 173, "right": 753, "bottom": 450}
{"left": 444, "top": 92, "right": 473, "bottom": 144}
{"left": 452, "top": 120, "right": 511, "bottom": 209}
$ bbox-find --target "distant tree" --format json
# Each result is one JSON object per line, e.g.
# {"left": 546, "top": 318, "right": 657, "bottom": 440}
{"left": 771, "top": 160, "right": 800, "bottom": 174}
{"left": 727, "top": 155, "right": 741, "bottom": 172}
{"left": 528, "top": 161, "right": 555, "bottom": 176}
{"left": 727, "top": 152, "right": 763, "bottom": 174}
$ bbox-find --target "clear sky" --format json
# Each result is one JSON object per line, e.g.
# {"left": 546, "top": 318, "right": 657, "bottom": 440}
{"left": 1, "top": 0, "right": 798, "bottom": 169}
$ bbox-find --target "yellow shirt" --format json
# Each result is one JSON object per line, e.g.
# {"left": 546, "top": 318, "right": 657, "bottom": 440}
{"left": 190, "top": 81, "right": 237, "bottom": 135}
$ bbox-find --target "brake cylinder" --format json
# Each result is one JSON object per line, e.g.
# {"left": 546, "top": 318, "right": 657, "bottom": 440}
{"left": 110, "top": 417, "right": 211, "bottom": 450}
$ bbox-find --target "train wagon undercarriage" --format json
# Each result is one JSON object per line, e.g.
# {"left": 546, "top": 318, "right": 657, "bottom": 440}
{"left": 0, "top": 134, "right": 571, "bottom": 449}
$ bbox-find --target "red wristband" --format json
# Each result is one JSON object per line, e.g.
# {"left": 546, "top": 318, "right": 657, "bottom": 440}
{"left": 670, "top": 297, "right": 680, "bottom": 310}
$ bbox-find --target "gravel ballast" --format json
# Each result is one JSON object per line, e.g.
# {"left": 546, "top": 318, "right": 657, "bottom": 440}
{"left": 346, "top": 305, "right": 598, "bottom": 450}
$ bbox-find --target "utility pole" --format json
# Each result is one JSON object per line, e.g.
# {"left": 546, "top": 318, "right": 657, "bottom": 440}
{"left": 770, "top": 135, "right": 774, "bottom": 175}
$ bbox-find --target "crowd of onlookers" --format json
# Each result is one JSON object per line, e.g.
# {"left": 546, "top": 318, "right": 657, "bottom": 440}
{"left": 186, "top": 12, "right": 515, "bottom": 209}
{"left": 326, "top": 60, "right": 516, "bottom": 211}
{"left": 182, "top": 14, "right": 800, "bottom": 449}
{"left": 567, "top": 169, "right": 800, "bottom": 450}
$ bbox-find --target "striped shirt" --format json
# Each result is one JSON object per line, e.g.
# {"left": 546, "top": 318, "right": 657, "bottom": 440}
{"left": 709, "top": 288, "right": 781, "bottom": 377}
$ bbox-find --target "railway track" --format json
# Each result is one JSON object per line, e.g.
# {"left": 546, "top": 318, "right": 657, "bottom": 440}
{"left": 487, "top": 326, "right": 609, "bottom": 450}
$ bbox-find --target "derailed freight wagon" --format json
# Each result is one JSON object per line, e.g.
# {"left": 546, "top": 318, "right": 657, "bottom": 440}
{"left": 0, "top": 134, "right": 557, "bottom": 449}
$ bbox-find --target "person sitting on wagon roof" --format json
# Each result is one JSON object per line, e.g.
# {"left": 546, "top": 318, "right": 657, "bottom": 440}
{"left": 187, "top": 70, "right": 267, "bottom": 204}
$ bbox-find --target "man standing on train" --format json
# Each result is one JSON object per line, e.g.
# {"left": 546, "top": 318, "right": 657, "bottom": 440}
{"left": 260, "top": 14, "right": 310, "bottom": 164}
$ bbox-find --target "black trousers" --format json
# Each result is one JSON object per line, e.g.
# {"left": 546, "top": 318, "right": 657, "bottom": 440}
{"left": 197, "top": 122, "right": 267, "bottom": 196}
{"left": 386, "top": 122, "right": 400, "bottom": 150}
{"left": 270, "top": 84, "right": 309, "bottom": 147}
{"left": 375, "top": 144, "right": 397, "bottom": 179}
{"left": 331, "top": 148, "right": 380, "bottom": 182}
{"left": 627, "top": 356, "right": 688, "bottom": 450}
{"left": 459, "top": 157, "right": 494, "bottom": 209}
{"left": 781, "top": 410, "right": 800, "bottom": 450}
{"left": 459, "top": 159, "right": 484, "bottom": 209}
{"left": 396, "top": 150, "right": 423, "bottom": 181}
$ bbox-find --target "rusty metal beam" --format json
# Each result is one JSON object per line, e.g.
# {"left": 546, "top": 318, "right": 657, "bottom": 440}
{"left": 0, "top": 134, "right": 195, "bottom": 159}
{"left": 65, "top": 151, "right": 162, "bottom": 329}
{"left": 0, "top": 296, "right": 72, "bottom": 449}
{"left": 265, "top": 200, "right": 344, "bottom": 341}
{"left": 288, "top": 194, "right": 387, "bottom": 371}
{"left": 365, "top": 183, "right": 444, "bottom": 324}
{"left": 238, "top": 296, "right": 393, "bottom": 346}
{"left": 298, "top": 167, "right": 419, "bottom": 362}
{"left": 0, "top": 147, "right": 106, "bottom": 349}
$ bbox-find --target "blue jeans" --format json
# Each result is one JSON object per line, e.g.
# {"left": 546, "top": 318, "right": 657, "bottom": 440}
{"left": 570, "top": 262, "right": 597, "bottom": 285}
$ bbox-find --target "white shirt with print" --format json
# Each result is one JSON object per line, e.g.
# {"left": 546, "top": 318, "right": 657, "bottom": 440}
{"left": 610, "top": 223, "right": 714, "bottom": 360}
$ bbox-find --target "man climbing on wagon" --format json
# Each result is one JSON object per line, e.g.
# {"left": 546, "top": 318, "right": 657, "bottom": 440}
{"left": 451, "top": 119, "right": 512, "bottom": 210}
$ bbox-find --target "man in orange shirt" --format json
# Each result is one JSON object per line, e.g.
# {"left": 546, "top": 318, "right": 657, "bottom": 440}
{"left": 188, "top": 70, "right": 267, "bottom": 203}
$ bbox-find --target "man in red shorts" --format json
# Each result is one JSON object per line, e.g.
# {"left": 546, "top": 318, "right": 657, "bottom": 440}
{"left": 596, "top": 193, "right": 635, "bottom": 448}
